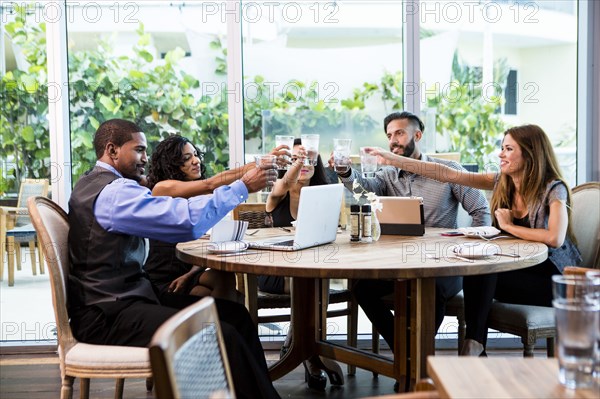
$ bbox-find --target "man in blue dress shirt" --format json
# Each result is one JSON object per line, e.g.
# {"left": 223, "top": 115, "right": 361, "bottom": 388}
{"left": 67, "top": 119, "right": 280, "bottom": 399}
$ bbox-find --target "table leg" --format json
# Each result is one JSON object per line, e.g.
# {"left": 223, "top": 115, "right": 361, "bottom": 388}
{"left": 409, "top": 277, "right": 436, "bottom": 386}
{"left": 7, "top": 236, "right": 15, "bottom": 286}
{"left": 268, "top": 277, "right": 316, "bottom": 380}
{"left": 0, "top": 212, "right": 5, "bottom": 281}
{"left": 394, "top": 280, "right": 410, "bottom": 392}
{"left": 29, "top": 241, "right": 37, "bottom": 275}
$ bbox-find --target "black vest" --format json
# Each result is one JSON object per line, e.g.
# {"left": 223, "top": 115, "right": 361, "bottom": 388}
{"left": 68, "top": 166, "right": 158, "bottom": 309}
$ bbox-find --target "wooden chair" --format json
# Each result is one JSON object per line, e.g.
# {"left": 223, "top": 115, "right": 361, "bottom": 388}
{"left": 150, "top": 297, "right": 235, "bottom": 399}
{"left": 232, "top": 202, "right": 363, "bottom": 374}
{"left": 27, "top": 197, "right": 153, "bottom": 399}
{"left": 1, "top": 179, "right": 49, "bottom": 281}
{"left": 483, "top": 182, "right": 600, "bottom": 357}
{"left": 569, "top": 182, "right": 600, "bottom": 268}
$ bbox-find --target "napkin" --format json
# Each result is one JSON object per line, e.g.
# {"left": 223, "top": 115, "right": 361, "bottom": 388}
{"left": 211, "top": 220, "right": 248, "bottom": 243}
{"left": 457, "top": 226, "right": 501, "bottom": 238}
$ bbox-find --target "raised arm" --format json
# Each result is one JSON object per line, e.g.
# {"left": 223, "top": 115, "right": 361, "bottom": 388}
{"left": 152, "top": 163, "right": 254, "bottom": 198}
{"left": 365, "top": 147, "right": 497, "bottom": 191}
{"left": 152, "top": 146, "right": 290, "bottom": 199}
{"left": 266, "top": 147, "right": 306, "bottom": 212}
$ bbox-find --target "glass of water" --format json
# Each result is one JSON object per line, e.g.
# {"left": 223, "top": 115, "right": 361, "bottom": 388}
{"left": 333, "top": 138, "right": 352, "bottom": 173}
{"left": 552, "top": 274, "right": 600, "bottom": 389}
{"left": 255, "top": 154, "right": 278, "bottom": 193}
{"left": 300, "top": 134, "right": 320, "bottom": 166}
{"left": 275, "top": 135, "right": 295, "bottom": 169}
{"left": 359, "top": 147, "right": 377, "bottom": 178}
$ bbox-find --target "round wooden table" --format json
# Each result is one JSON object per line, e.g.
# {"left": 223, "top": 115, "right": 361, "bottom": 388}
{"left": 177, "top": 228, "right": 548, "bottom": 390}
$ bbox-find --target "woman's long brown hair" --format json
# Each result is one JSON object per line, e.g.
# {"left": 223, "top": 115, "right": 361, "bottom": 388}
{"left": 489, "top": 125, "right": 576, "bottom": 243}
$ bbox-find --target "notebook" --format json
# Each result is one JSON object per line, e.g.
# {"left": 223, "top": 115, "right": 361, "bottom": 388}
{"left": 246, "top": 183, "right": 344, "bottom": 251}
{"left": 377, "top": 196, "right": 425, "bottom": 236}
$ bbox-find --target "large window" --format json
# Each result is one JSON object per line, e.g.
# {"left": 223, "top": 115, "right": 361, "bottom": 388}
{"left": 241, "top": 1, "right": 401, "bottom": 161}
{"left": 65, "top": 1, "right": 229, "bottom": 181}
{"left": 419, "top": 0, "right": 578, "bottom": 184}
{"left": 1, "top": 0, "right": 594, "bottom": 345}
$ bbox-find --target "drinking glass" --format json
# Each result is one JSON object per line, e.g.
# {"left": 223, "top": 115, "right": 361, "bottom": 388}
{"left": 254, "top": 154, "right": 277, "bottom": 193}
{"left": 585, "top": 270, "right": 600, "bottom": 386}
{"left": 333, "top": 138, "right": 352, "bottom": 173}
{"left": 275, "top": 135, "right": 295, "bottom": 169}
{"left": 552, "top": 274, "right": 600, "bottom": 389}
{"left": 300, "top": 134, "right": 320, "bottom": 166}
{"left": 359, "top": 147, "right": 377, "bottom": 178}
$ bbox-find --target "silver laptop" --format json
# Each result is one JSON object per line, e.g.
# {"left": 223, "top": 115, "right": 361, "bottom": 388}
{"left": 247, "top": 183, "right": 344, "bottom": 251}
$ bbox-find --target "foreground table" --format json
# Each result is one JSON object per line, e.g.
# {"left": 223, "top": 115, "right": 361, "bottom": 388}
{"left": 177, "top": 228, "right": 548, "bottom": 390}
{"left": 427, "top": 356, "right": 599, "bottom": 398}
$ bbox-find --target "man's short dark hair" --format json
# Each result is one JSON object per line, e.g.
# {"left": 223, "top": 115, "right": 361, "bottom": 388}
{"left": 93, "top": 119, "right": 142, "bottom": 158}
{"left": 383, "top": 111, "right": 425, "bottom": 134}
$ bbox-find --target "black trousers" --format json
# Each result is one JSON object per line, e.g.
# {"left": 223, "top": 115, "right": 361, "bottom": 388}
{"left": 463, "top": 259, "right": 560, "bottom": 346}
{"left": 70, "top": 294, "right": 280, "bottom": 399}
{"left": 352, "top": 276, "right": 462, "bottom": 351}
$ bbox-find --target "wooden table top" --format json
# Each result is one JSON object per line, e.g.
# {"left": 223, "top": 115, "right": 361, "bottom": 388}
{"left": 427, "top": 357, "right": 600, "bottom": 399}
{"left": 176, "top": 227, "right": 548, "bottom": 280}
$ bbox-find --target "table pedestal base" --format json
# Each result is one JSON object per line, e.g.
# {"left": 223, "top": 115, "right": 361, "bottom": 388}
{"left": 267, "top": 277, "right": 436, "bottom": 392}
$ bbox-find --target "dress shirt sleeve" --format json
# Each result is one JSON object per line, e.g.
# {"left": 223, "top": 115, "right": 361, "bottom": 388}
{"left": 94, "top": 178, "right": 248, "bottom": 243}
{"left": 339, "top": 168, "right": 387, "bottom": 196}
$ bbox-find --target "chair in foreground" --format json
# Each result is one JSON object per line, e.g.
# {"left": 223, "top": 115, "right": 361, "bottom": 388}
{"left": 484, "top": 181, "right": 600, "bottom": 357}
{"left": 149, "top": 297, "right": 235, "bottom": 399}
{"left": 27, "top": 197, "right": 153, "bottom": 399}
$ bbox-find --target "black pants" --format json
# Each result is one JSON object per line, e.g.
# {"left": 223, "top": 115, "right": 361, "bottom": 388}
{"left": 70, "top": 294, "right": 280, "bottom": 399}
{"left": 352, "top": 276, "right": 462, "bottom": 351}
{"left": 463, "top": 259, "right": 560, "bottom": 346}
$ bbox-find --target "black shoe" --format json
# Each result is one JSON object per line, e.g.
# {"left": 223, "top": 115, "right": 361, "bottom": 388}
{"left": 303, "top": 360, "right": 327, "bottom": 391}
{"left": 317, "top": 356, "right": 344, "bottom": 386}
{"left": 394, "top": 381, "right": 400, "bottom": 392}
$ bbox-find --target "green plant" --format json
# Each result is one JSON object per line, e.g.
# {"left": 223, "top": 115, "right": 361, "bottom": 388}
{"left": 68, "top": 23, "right": 230, "bottom": 178}
{"left": 0, "top": 5, "right": 49, "bottom": 192}
{"left": 427, "top": 52, "right": 509, "bottom": 168}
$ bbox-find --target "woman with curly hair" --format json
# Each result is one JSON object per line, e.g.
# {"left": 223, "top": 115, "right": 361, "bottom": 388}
{"left": 145, "top": 134, "right": 283, "bottom": 302}
{"left": 364, "top": 124, "right": 582, "bottom": 356}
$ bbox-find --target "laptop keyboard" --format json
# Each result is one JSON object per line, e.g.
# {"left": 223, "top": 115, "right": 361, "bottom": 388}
{"left": 271, "top": 239, "right": 295, "bottom": 247}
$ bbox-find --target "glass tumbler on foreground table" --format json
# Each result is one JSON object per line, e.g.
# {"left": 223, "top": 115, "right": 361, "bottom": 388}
{"left": 585, "top": 270, "right": 600, "bottom": 386}
{"left": 552, "top": 274, "right": 600, "bottom": 389}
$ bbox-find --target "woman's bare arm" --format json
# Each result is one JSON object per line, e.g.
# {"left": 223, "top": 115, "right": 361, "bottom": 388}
{"left": 365, "top": 147, "right": 496, "bottom": 190}
{"left": 152, "top": 163, "right": 254, "bottom": 198}
{"left": 495, "top": 200, "right": 568, "bottom": 248}
{"left": 152, "top": 146, "right": 291, "bottom": 199}
{"left": 266, "top": 148, "right": 306, "bottom": 212}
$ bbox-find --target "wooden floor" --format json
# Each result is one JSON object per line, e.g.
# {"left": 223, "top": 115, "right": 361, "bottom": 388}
{"left": 0, "top": 346, "right": 547, "bottom": 398}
